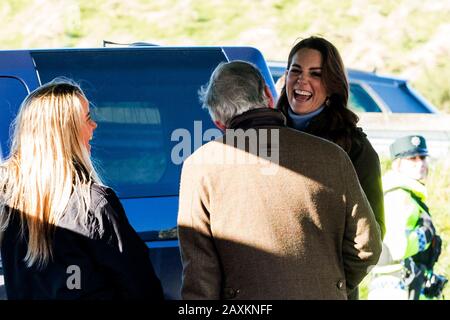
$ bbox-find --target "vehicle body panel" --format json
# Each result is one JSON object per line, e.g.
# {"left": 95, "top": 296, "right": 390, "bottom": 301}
{"left": 0, "top": 46, "right": 274, "bottom": 299}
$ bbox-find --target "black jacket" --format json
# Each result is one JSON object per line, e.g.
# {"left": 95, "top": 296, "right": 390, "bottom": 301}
{"left": 286, "top": 108, "right": 386, "bottom": 239}
{"left": 1, "top": 184, "right": 163, "bottom": 300}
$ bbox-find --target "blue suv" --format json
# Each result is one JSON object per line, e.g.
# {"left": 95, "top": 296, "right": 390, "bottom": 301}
{"left": 0, "top": 45, "right": 276, "bottom": 299}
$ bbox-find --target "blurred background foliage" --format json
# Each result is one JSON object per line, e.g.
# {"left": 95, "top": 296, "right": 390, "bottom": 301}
{"left": 1, "top": 0, "right": 449, "bottom": 113}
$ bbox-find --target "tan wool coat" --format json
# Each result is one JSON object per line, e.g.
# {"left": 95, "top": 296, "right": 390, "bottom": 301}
{"left": 177, "top": 124, "right": 382, "bottom": 300}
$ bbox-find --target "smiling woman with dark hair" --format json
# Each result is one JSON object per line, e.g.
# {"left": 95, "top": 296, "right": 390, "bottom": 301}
{"left": 0, "top": 78, "right": 163, "bottom": 300}
{"left": 276, "top": 36, "right": 385, "bottom": 299}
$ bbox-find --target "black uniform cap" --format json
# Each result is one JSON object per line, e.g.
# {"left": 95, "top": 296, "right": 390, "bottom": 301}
{"left": 390, "top": 135, "right": 429, "bottom": 159}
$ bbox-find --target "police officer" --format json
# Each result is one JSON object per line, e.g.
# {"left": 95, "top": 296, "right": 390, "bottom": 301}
{"left": 368, "top": 135, "right": 447, "bottom": 300}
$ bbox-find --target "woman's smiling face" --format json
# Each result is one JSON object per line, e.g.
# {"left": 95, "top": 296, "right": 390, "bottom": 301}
{"left": 285, "top": 48, "right": 328, "bottom": 115}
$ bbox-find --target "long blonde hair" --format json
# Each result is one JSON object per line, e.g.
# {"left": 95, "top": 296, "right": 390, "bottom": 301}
{"left": 0, "top": 77, "right": 101, "bottom": 269}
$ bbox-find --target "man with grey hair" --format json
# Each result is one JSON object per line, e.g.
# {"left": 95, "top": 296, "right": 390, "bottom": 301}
{"left": 177, "top": 60, "right": 381, "bottom": 300}
{"left": 199, "top": 60, "right": 274, "bottom": 130}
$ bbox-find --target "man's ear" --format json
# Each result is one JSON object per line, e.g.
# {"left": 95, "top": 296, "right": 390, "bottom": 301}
{"left": 214, "top": 120, "right": 226, "bottom": 131}
{"left": 264, "top": 85, "right": 275, "bottom": 109}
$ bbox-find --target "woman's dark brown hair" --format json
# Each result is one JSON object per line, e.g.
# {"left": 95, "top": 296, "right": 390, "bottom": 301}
{"left": 276, "top": 36, "right": 359, "bottom": 152}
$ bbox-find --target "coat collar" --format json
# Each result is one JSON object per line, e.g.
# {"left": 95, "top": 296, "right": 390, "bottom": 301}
{"left": 228, "top": 108, "right": 287, "bottom": 130}
{"left": 287, "top": 104, "right": 325, "bottom": 131}
{"left": 383, "top": 170, "right": 427, "bottom": 201}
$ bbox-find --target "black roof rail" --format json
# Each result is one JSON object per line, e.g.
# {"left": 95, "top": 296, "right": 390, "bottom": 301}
{"left": 102, "top": 40, "right": 159, "bottom": 47}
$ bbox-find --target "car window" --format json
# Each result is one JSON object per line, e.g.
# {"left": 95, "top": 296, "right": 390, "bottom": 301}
{"left": 0, "top": 77, "right": 29, "bottom": 159}
{"left": 32, "top": 48, "right": 227, "bottom": 198}
{"left": 349, "top": 83, "right": 382, "bottom": 113}
{"left": 368, "top": 82, "right": 430, "bottom": 113}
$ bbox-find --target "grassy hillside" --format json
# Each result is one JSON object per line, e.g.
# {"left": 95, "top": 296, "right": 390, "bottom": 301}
{"left": 1, "top": 0, "right": 449, "bottom": 112}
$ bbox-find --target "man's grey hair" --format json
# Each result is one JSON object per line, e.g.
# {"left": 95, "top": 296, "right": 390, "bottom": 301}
{"left": 199, "top": 61, "right": 269, "bottom": 127}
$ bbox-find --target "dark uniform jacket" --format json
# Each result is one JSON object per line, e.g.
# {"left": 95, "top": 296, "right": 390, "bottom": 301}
{"left": 1, "top": 184, "right": 163, "bottom": 300}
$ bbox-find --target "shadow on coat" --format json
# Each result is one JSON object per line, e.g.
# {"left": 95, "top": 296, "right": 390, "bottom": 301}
{"left": 177, "top": 224, "right": 355, "bottom": 300}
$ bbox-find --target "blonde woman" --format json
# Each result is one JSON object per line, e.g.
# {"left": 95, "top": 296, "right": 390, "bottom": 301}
{"left": 0, "top": 78, "right": 163, "bottom": 300}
